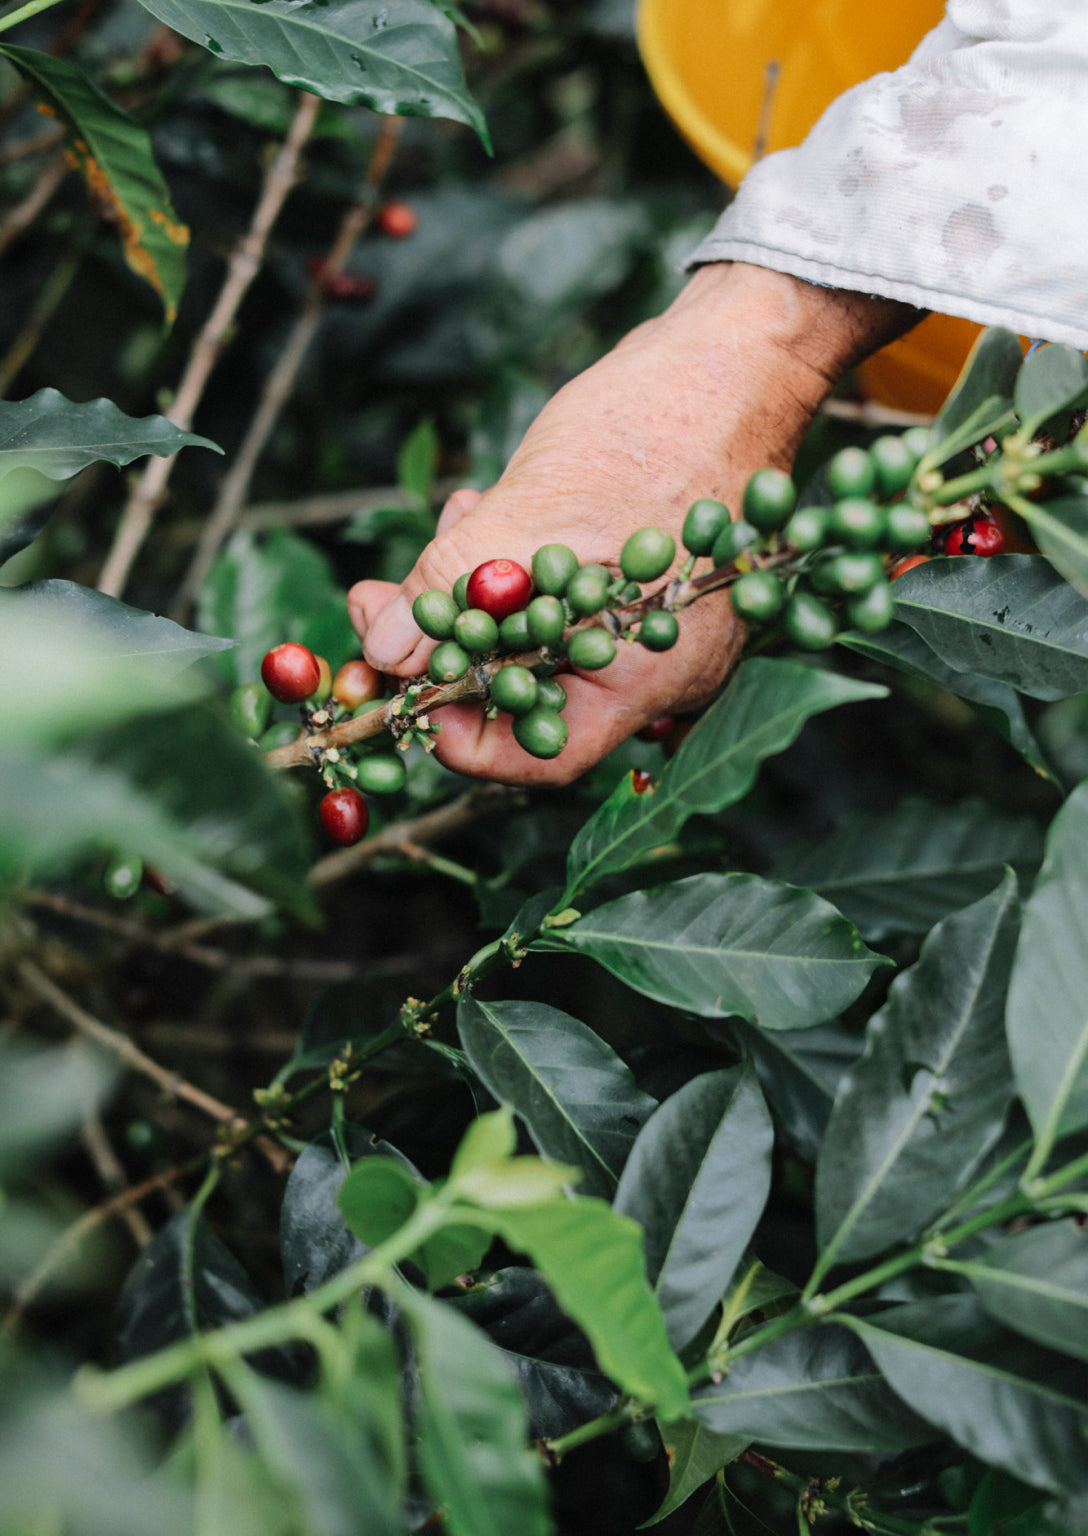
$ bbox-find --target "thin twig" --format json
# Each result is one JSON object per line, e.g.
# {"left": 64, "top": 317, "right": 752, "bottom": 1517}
{"left": 0, "top": 230, "right": 87, "bottom": 395}
{"left": 822, "top": 397, "right": 934, "bottom": 428}
{"left": 81, "top": 1112, "right": 153, "bottom": 1248}
{"left": 95, "top": 90, "right": 321, "bottom": 599}
{"left": 0, "top": 148, "right": 68, "bottom": 256}
{"left": 167, "top": 478, "right": 459, "bottom": 544}
{"left": 0, "top": 125, "right": 63, "bottom": 166}
{"left": 170, "top": 115, "right": 404, "bottom": 622}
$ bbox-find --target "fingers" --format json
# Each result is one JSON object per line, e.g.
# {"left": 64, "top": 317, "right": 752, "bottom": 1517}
{"left": 436, "top": 486, "right": 482, "bottom": 534}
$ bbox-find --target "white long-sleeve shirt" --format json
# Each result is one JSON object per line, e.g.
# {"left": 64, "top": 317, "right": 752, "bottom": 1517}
{"left": 688, "top": 1, "right": 1088, "bottom": 349}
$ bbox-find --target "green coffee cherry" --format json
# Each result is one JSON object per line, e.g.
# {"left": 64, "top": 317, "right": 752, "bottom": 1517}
{"left": 812, "top": 550, "right": 885, "bottom": 596}
{"left": 846, "top": 579, "right": 895, "bottom": 633}
{"left": 620, "top": 526, "right": 675, "bottom": 583}
{"left": 526, "top": 594, "right": 566, "bottom": 647}
{"left": 731, "top": 569, "right": 785, "bottom": 622}
{"left": 452, "top": 572, "right": 472, "bottom": 611}
{"left": 710, "top": 518, "right": 758, "bottom": 568}
{"left": 532, "top": 542, "right": 579, "bottom": 596}
{"left": 490, "top": 664, "right": 539, "bottom": 716}
{"left": 902, "top": 426, "right": 932, "bottom": 461}
{"left": 638, "top": 609, "right": 680, "bottom": 651}
{"left": 683, "top": 498, "right": 730, "bottom": 556}
{"left": 535, "top": 676, "right": 568, "bottom": 712}
{"left": 499, "top": 609, "right": 532, "bottom": 651}
{"left": 568, "top": 627, "right": 616, "bottom": 671}
{"left": 104, "top": 852, "right": 142, "bottom": 900}
{"left": 413, "top": 588, "right": 459, "bottom": 640}
{"left": 869, "top": 434, "right": 917, "bottom": 498}
{"left": 885, "top": 503, "right": 932, "bottom": 552}
{"left": 260, "top": 721, "right": 302, "bottom": 750}
{"left": 784, "top": 590, "right": 838, "bottom": 650}
{"left": 782, "top": 505, "right": 830, "bottom": 553}
{"left": 513, "top": 707, "right": 569, "bottom": 759}
{"left": 742, "top": 468, "right": 797, "bottom": 532}
{"left": 353, "top": 697, "right": 386, "bottom": 720}
{"left": 229, "top": 682, "right": 271, "bottom": 739}
{"left": 453, "top": 608, "right": 500, "bottom": 654}
{"left": 356, "top": 754, "right": 407, "bottom": 794}
{"left": 566, "top": 563, "right": 612, "bottom": 617}
{"left": 428, "top": 641, "right": 471, "bottom": 683}
{"left": 829, "top": 497, "right": 886, "bottom": 550}
{"left": 826, "top": 445, "right": 876, "bottom": 500}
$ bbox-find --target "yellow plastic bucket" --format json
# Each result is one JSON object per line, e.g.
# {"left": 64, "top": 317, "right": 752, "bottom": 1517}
{"left": 637, "top": 0, "right": 981, "bottom": 413}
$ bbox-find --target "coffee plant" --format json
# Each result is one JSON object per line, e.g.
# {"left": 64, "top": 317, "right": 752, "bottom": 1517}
{"left": 4, "top": 3, "right": 1088, "bottom": 1534}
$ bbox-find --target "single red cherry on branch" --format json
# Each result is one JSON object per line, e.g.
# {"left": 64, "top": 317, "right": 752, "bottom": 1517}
{"left": 378, "top": 201, "right": 418, "bottom": 238}
{"left": 465, "top": 559, "right": 534, "bottom": 623}
{"left": 944, "top": 514, "right": 1005, "bottom": 557}
{"left": 319, "top": 787, "right": 369, "bottom": 846}
{"left": 261, "top": 642, "right": 321, "bottom": 704}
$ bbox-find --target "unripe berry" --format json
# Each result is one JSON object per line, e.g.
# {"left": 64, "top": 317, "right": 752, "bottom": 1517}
{"left": 620, "top": 526, "right": 675, "bottom": 583}
{"left": 742, "top": 468, "right": 797, "bottom": 532}
{"left": 230, "top": 682, "right": 271, "bottom": 739}
{"left": 566, "top": 564, "right": 611, "bottom": 617}
{"left": 466, "top": 559, "right": 533, "bottom": 622}
{"left": 884, "top": 504, "right": 932, "bottom": 553}
{"left": 512, "top": 707, "right": 568, "bottom": 759}
{"left": 490, "top": 664, "right": 539, "bottom": 716}
{"left": 356, "top": 755, "right": 407, "bottom": 795}
{"left": 637, "top": 609, "right": 680, "bottom": 651}
{"left": 311, "top": 655, "right": 333, "bottom": 703}
{"left": 428, "top": 641, "right": 471, "bottom": 683}
{"left": 526, "top": 594, "right": 566, "bottom": 647}
{"left": 826, "top": 445, "right": 876, "bottom": 501}
{"left": 319, "top": 787, "right": 369, "bottom": 846}
{"left": 532, "top": 543, "right": 579, "bottom": 596}
{"left": 499, "top": 609, "right": 533, "bottom": 651}
{"left": 846, "top": 578, "right": 895, "bottom": 633}
{"left": 413, "top": 588, "right": 459, "bottom": 640}
{"left": 261, "top": 642, "right": 321, "bottom": 704}
{"left": 567, "top": 627, "right": 616, "bottom": 670}
{"left": 731, "top": 570, "right": 785, "bottom": 623}
{"left": 682, "top": 499, "right": 730, "bottom": 557}
{"left": 452, "top": 572, "right": 472, "bottom": 611}
{"left": 828, "top": 498, "right": 886, "bottom": 550}
{"left": 535, "top": 676, "right": 568, "bottom": 712}
{"left": 782, "top": 505, "right": 830, "bottom": 553}
{"left": 869, "top": 434, "right": 917, "bottom": 498}
{"left": 710, "top": 518, "right": 758, "bottom": 568}
{"left": 454, "top": 607, "right": 500, "bottom": 654}
{"left": 784, "top": 591, "right": 838, "bottom": 651}
{"left": 332, "top": 658, "right": 383, "bottom": 711}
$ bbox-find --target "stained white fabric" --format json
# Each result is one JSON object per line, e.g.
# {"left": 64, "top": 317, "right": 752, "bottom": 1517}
{"left": 687, "top": 1, "right": 1088, "bottom": 347}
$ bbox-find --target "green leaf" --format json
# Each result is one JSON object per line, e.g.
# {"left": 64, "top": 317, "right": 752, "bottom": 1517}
{"left": 691, "top": 1322, "right": 932, "bottom": 1453}
{"left": 132, "top": 0, "right": 490, "bottom": 148}
{"left": 613, "top": 1066, "right": 773, "bottom": 1351}
{"left": 540, "top": 872, "right": 887, "bottom": 1031}
{"left": 1014, "top": 494, "right": 1088, "bottom": 603}
{"left": 772, "top": 798, "right": 1043, "bottom": 942}
{"left": 0, "top": 389, "right": 218, "bottom": 481}
{"left": 0, "top": 467, "right": 58, "bottom": 565}
{"left": 280, "top": 1135, "right": 368, "bottom": 1296}
{"left": 400, "top": 1288, "right": 551, "bottom": 1536}
{"left": 0, "top": 1037, "right": 115, "bottom": 1173}
{"left": 1013, "top": 344, "right": 1088, "bottom": 439}
{"left": 456, "top": 997, "right": 655, "bottom": 1198}
{"left": 844, "top": 1296, "right": 1088, "bottom": 1495}
{"left": 563, "top": 659, "right": 886, "bottom": 901}
{"left": 731, "top": 1020, "right": 861, "bottom": 1164}
{"left": 396, "top": 416, "right": 438, "bottom": 504}
{"left": 0, "top": 49, "right": 188, "bottom": 322}
{"left": 892, "top": 555, "right": 1088, "bottom": 701}
{"left": 1007, "top": 782, "right": 1088, "bottom": 1162}
{"left": 815, "top": 874, "right": 1019, "bottom": 1270}
{"left": 337, "top": 1156, "right": 424, "bottom": 1247}
{"left": 925, "top": 327, "right": 1023, "bottom": 467}
{"left": 647, "top": 1419, "right": 748, "bottom": 1525}
{"left": 964, "top": 1220, "right": 1088, "bottom": 1362}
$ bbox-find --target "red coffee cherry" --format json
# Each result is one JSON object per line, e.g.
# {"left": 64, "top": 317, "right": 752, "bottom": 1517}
{"left": 943, "top": 514, "right": 1005, "bottom": 557}
{"left": 261, "top": 643, "right": 321, "bottom": 704}
{"left": 631, "top": 770, "right": 654, "bottom": 794}
{"left": 332, "top": 658, "right": 383, "bottom": 711}
{"left": 319, "top": 787, "right": 369, "bottom": 846}
{"left": 636, "top": 714, "right": 675, "bottom": 743}
{"left": 306, "top": 257, "right": 376, "bottom": 303}
{"left": 378, "top": 201, "right": 418, "bottom": 238}
{"left": 465, "top": 559, "right": 534, "bottom": 623}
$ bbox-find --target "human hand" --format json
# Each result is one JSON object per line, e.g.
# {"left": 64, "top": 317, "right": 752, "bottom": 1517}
{"left": 348, "top": 263, "right": 920, "bottom": 784}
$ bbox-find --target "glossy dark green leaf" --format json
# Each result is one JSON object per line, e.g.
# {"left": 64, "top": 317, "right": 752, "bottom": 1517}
{"left": 925, "top": 327, "right": 1022, "bottom": 466}
{"left": 456, "top": 997, "right": 655, "bottom": 1197}
{"left": 1013, "top": 343, "right": 1088, "bottom": 439}
{"left": 772, "top": 798, "right": 1043, "bottom": 942}
{"left": 613, "top": 1066, "right": 773, "bottom": 1351}
{"left": 280, "top": 1132, "right": 390, "bottom": 1297}
{"left": 691, "top": 1322, "right": 932, "bottom": 1453}
{"left": 401, "top": 1288, "right": 551, "bottom": 1536}
{"left": 0, "top": 50, "right": 188, "bottom": 321}
{"left": 1015, "top": 494, "right": 1088, "bottom": 604}
{"left": 892, "top": 555, "right": 1088, "bottom": 701}
{"left": 844, "top": 1295, "right": 1088, "bottom": 1495}
{"left": 964, "top": 1221, "right": 1088, "bottom": 1361}
{"left": 132, "top": 0, "right": 489, "bottom": 146}
{"left": 647, "top": 1419, "right": 748, "bottom": 1525}
{"left": 815, "top": 874, "right": 1018, "bottom": 1269}
{"left": 728, "top": 1020, "right": 861, "bottom": 1164}
{"left": 562, "top": 659, "right": 885, "bottom": 901}
{"left": 541, "top": 872, "right": 886, "bottom": 1031}
{"left": 0, "top": 389, "right": 216, "bottom": 480}
{"left": 499, "top": 1356, "right": 616, "bottom": 1441}
{"left": 1007, "top": 782, "right": 1088, "bottom": 1158}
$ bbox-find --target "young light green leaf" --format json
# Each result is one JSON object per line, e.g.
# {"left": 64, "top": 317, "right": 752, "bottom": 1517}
{"left": 337, "top": 1157, "right": 424, "bottom": 1249}
{"left": 0, "top": 389, "right": 218, "bottom": 481}
{"left": 815, "top": 873, "right": 1019, "bottom": 1271}
{"left": 613, "top": 1066, "right": 773, "bottom": 1351}
{"left": 540, "top": 872, "right": 887, "bottom": 1031}
{"left": 400, "top": 1288, "right": 551, "bottom": 1536}
{"left": 691, "top": 1323, "right": 932, "bottom": 1453}
{"left": 132, "top": 0, "right": 490, "bottom": 147}
{"left": 449, "top": 1107, "right": 518, "bottom": 1180}
{"left": 1013, "top": 343, "right": 1088, "bottom": 439}
{"left": 924, "top": 327, "right": 1023, "bottom": 468}
{"left": 892, "top": 555, "right": 1088, "bottom": 701}
{"left": 772, "top": 798, "right": 1042, "bottom": 943}
{"left": 563, "top": 659, "right": 886, "bottom": 901}
{"left": 647, "top": 1419, "right": 748, "bottom": 1526}
{"left": 457, "top": 997, "right": 655, "bottom": 1197}
{"left": 964, "top": 1220, "right": 1088, "bottom": 1362}
{"left": 0, "top": 48, "right": 188, "bottom": 322}
{"left": 1007, "top": 783, "right": 1088, "bottom": 1167}
{"left": 844, "top": 1296, "right": 1088, "bottom": 1496}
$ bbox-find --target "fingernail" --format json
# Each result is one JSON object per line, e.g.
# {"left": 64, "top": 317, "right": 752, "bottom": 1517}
{"left": 364, "top": 594, "right": 420, "bottom": 667}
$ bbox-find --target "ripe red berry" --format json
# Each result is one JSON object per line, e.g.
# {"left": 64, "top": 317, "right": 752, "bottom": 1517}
{"left": 306, "top": 256, "right": 376, "bottom": 303}
{"left": 332, "top": 658, "right": 383, "bottom": 711}
{"left": 943, "top": 514, "right": 1005, "bottom": 557}
{"left": 261, "top": 643, "right": 321, "bottom": 704}
{"left": 378, "top": 201, "right": 418, "bottom": 238}
{"left": 636, "top": 714, "right": 675, "bottom": 743}
{"left": 465, "top": 559, "right": 534, "bottom": 623}
{"left": 319, "top": 787, "right": 369, "bottom": 846}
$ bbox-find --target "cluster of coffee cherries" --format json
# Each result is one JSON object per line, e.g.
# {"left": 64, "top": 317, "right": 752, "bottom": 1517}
{"left": 411, "top": 531, "right": 683, "bottom": 761}
{"left": 229, "top": 644, "right": 405, "bottom": 847}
